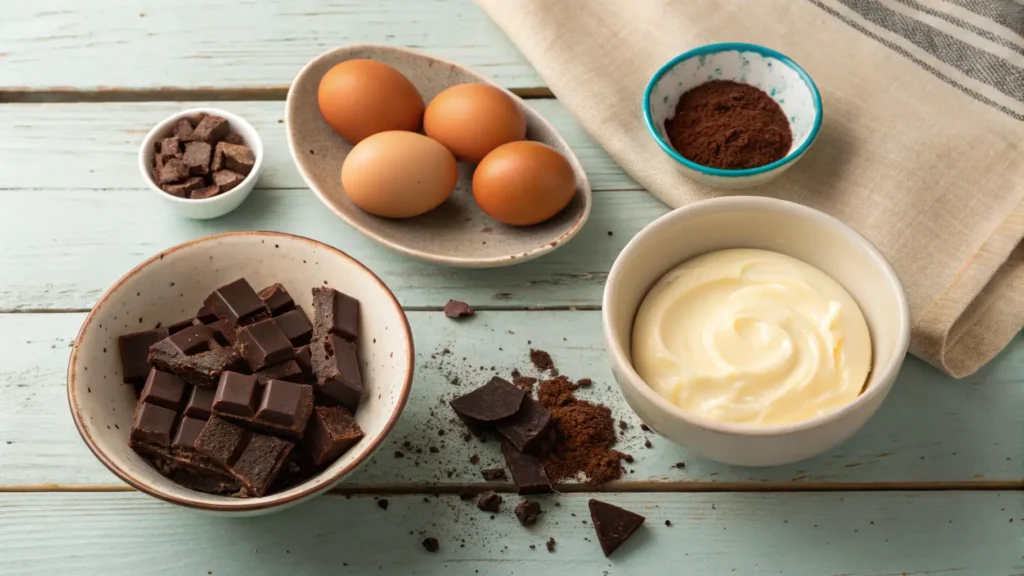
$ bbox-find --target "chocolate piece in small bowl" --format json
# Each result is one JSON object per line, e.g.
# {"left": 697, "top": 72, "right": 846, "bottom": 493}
{"left": 67, "top": 231, "right": 413, "bottom": 514}
{"left": 138, "top": 107, "right": 264, "bottom": 219}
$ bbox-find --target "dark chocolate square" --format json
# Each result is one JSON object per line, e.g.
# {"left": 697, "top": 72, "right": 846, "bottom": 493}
{"left": 204, "top": 278, "right": 270, "bottom": 330}
{"left": 118, "top": 328, "right": 168, "bottom": 385}
{"left": 236, "top": 317, "right": 295, "bottom": 371}
{"left": 256, "top": 379, "right": 314, "bottom": 428}
{"left": 213, "top": 371, "right": 259, "bottom": 418}
{"left": 130, "top": 402, "right": 178, "bottom": 447}
{"left": 206, "top": 318, "right": 236, "bottom": 346}
{"left": 496, "top": 396, "right": 553, "bottom": 453}
{"left": 294, "top": 345, "right": 312, "bottom": 377}
{"left": 167, "top": 325, "right": 217, "bottom": 355}
{"left": 196, "top": 305, "right": 218, "bottom": 324}
{"left": 312, "top": 287, "right": 360, "bottom": 341}
{"left": 274, "top": 308, "right": 312, "bottom": 346}
{"left": 259, "top": 283, "right": 295, "bottom": 316}
{"left": 139, "top": 368, "right": 188, "bottom": 411}
{"left": 195, "top": 416, "right": 250, "bottom": 468}
{"left": 231, "top": 434, "right": 293, "bottom": 497}
{"left": 303, "top": 406, "right": 364, "bottom": 467}
{"left": 167, "top": 317, "right": 200, "bottom": 335}
{"left": 184, "top": 386, "right": 216, "bottom": 419}
{"left": 173, "top": 416, "right": 208, "bottom": 450}
{"left": 315, "top": 334, "right": 363, "bottom": 411}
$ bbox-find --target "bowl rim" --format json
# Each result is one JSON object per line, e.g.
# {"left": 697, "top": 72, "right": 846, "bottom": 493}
{"left": 285, "top": 43, "right": 593, "bottom": 268}
{"left": 602, "top": 196, "right": 911, "bottom": 436}
{"left": 642, "top": 42, "right": 824, "bottom": 178}
{"left": 137, "top": 107, "right": 265, "bottom": 206}
{"left": 66, "top": 230, "right": 415, "bottom": 512}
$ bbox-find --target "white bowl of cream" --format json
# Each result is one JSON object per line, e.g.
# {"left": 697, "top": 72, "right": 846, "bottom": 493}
{"left": 602, "top": 197, "right": 909, "bottom": 466}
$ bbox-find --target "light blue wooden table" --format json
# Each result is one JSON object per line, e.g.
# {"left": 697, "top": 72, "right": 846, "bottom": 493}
{"left": 0, "top": 2, "right": 1021, "bottom": 574}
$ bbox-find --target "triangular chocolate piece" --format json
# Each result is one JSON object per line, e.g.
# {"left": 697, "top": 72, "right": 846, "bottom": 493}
{"left": 588, "top": 499, "right": 645, "bottom": 557}
{"left": 450, "top": 377, "right": 526, "bottom": 434}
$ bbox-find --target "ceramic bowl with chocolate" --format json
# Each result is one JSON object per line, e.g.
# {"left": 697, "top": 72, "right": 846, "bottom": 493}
{"left": 67, "top": 232, "right": 413, "bottom": 514}
{"left": 138, "top": 107, "right": 264, "bottom": 220}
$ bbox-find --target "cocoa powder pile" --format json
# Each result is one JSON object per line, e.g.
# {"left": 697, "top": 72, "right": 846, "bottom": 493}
{"left": 664, "top": 79, "right": 792, "bottom": 170}
{"left": 538, "top": 376, "right": 627, "bottom": 485}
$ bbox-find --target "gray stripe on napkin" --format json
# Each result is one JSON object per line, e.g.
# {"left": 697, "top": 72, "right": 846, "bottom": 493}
{"left": 832, "top": 0, "right": 1024, "bottom": 102}
{"left": 808, "top": 0, "right": 1024, "bottom": 120}
{"left": 942, "top": 0, "right": 1024, "bottom": 38}
{"left": 892, "top": 0, "right": 1024, "bottom": 56}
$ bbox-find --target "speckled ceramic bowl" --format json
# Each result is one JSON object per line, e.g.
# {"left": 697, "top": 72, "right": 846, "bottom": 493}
{"left": 67, "top": 232, "right": 414, "bottom": 515}
{"left": 643, "top": 42, "right": 822, "bottom": 189}
{"left": 286, "top": 44, "right": 592, "bottom": 268}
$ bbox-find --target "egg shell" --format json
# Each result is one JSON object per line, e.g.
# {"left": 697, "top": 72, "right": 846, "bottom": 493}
{"left": 318, "top": 60, "right": 425, "bottom": 144}
{"left": 424, "top": 83, "right": 527, "bottom": 163}
{"left": 341, "top": 131, "right": 458, "bottom": 219}
{"left": 472, "top": 141, "right": 576, "bottom": 226}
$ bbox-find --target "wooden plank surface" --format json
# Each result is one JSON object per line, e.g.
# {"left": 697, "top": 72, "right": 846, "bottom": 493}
{"left": 2, "top": 491, "right": 1021, "bottom": 575}
{"left": 3, "top": 311, "right": 1022, "bottom": 489}
{"left": 0, "top": 102, "right": 638, "bottom": 191}
{"left": 0, "top": 0, "right": 541, "bottom": 93}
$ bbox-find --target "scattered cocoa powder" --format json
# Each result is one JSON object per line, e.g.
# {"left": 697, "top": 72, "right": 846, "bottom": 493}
{"left": 529, "top": 349, "right": 555, "bottom": 373}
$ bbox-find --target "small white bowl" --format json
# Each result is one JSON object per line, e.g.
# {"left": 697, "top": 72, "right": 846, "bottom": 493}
{"left": 67, "top": 232, "right": 413, "bottom": 514}
{"left": 643, "top": 42, "right": 822, "bottom": 189}
{"left": 138, "top": 107, "right": 264, "bottom": 220}
{"left": 602, "top": 197, "right": 909, "bottom": 466}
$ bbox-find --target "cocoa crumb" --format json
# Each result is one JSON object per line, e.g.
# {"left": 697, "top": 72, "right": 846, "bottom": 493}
{"left": 674, "top": 461, "right": 686, "bottom": 469}
{"left": 429, "top": 446, "right": 439, "bottom": 454}
{"left": 644, "top": 439, "right": 652, "bottom": 449}
{"left": 394, "top": 451, "right": 404, "bottom": 458}
{"left": 422, "top": 538, "right": 439, "bottom": 552}
{"left": 546, "top": 537, "right": 556, "bottom": 552}
{"left": 665, "top": 520, "right": 672, "bottom": 527}
{"left": 513, "top": 375, "right": 538, "bottom": 392}
{"left": 377, "top": 499, "right": 389, "bottom": 510}
{"left": 618, "top": 420, "right": 628, "bottom": 431}
{"left": 577, "top": 378, "right": 592, "bottom": 387}
{"left": 640, "top": 423, "right": 651, "bottom": 432}
{"left": 529, "top": 349, "right": 555, "bottom": 373}
{"left": 470, "top": 454, "right": 480, "bottom": 465}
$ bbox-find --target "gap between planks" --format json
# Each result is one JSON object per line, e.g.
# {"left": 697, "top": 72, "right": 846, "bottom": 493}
{"left": 2, "top": 480, "right": 1021, "bottom": 494}
{"left": 0, "top": 86, "right": 555, "bottom": 103}
{"left": 0, "top": 305, "right": 602, "bottom": 315}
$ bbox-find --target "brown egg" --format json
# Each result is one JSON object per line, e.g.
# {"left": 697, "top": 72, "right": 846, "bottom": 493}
{"left": 318, "top": 60, "right": 425, "bottom": 144}
{"left": 424, "top": 83, "right": 526, "bottom": 163}
{"left": 472, "top": 141, "right": 576, "bottom": 226}
{"left": 341, "top": 131, "right": 458, "bottom": 219}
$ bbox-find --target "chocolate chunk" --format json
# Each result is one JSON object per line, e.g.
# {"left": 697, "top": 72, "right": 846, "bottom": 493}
{"left": 190, "top": 184, "right": 220, "bottom": 200}
{"left": 476, "top": 491, "right": 502, "bottom": 513}
{"left": 377, "top": 498, "right": 389, "bottom": 510}
{"left": 231, "top": 433, "right": 293, "bottom": 497}
{"left": 236, "top": 317, "right": 295, "bottom": 371}
{"left": 184, "top": 385, "right": 216, "bottom": 419}
{"left": 259, "top": 283, "right": 295, "bottom": 316}
{"left": 139, "top": 368, "right": 188, "bottom": 411}
{"left": 444, "top": 300, "right": 475, "bottom": 319}
{"left": 157, "top": 137, "right": 182, "bottom": 162}
{"left": 204, "top": 278, "right": 270, "bottom": 330}
{"left": 481, "top": 468, "right": 506, "bottom": 481}
{"left": 514, "top": 500, "right": 542, "bottom": 526}
{"left": 219, "top": 142, "right": 256, "bottom": 175}
{"left": 312, "top": 286, "right": 360, "bottom": 341}
{"left": 496, "top": 396, "right": 552, "bottom": 453}
{"left": 196, "top": 305, "right": 218, "bottom": 324}
{"left": 183, "top": 141, "right": 212, "bottom": 175}
{"left": 211, "top": 142, "right": 227, "bottom": 172}
{"left": 450, "top": 377, "right": 526, "bottom": 434}
{"left": 168, "top": 325, "right": 217, "bottom": 354}
{"left": 274, "top": 308, "right": 312, "bottom": 346}
{"left": 314, "top": 334, "right": 363, "bottom": 411}
{"left": 225, "top": 132, "right": 245, "bottom": 145}
{"left": 501, "top": 440, "right": 552, "bottom": 494}
{"left": 212, "top": 169, "right": 245, "bottom": 192}
{"left": 206, "top": 318, "right": 236, "bottom": 346}
{"left": 161, "top": 176, "right": 206, "bottom": 198}
{"left": 157, "top": 157, "right": 189, "bottom": 184}
{"left": 169, "top": 467, "right": 239, "bottom": 495}
{"left": 302, "top": 406, "right": 364, "bottom": 467}
{"left": 588, "top": 499, "right": 645, "bottom": 557}
{"left": 253, "top": 359, "right": 304, "bottom": 386}
{"left": 118, "top": 328, "right": 168, "bottom": 385}
{"left": 213, "top": 372, "right": 260, "bottom": 418}
{"left": 422, "top": 538, "right": 439, "bottom": 552}
{"left": 172, "top": 416, "right": 208, "bottom": 451}
{"left": 257, "top": 379, "right": 314, "bottom": 430}
{"left": 172, "top": 118, "right": 194, "bottom": 140}
{"left": 294, "top": 345, "right": 312, "bottom": 377}
{"left": 130, "top": 402, "right": 177, "bottom": 446}
{"left": 148, "top": 334, "right": 243, "bottom": 387}
{"left": 195, "top": 416, "right": 250, "bottom": 468}
{"left": 189, "top": 115, "right": 230, "bottom": 143}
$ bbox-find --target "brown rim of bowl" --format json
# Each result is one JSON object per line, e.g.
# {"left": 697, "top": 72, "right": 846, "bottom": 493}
{"left": 66, "top": 230, "right": 415, "bottom": 512}
{"left": 285, "top": 43, "right": 593, "bottom": 268}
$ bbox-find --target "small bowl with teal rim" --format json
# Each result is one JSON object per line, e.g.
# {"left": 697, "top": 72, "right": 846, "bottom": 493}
{"left": 643, "top": 42, "right": 822, "bottom": 189}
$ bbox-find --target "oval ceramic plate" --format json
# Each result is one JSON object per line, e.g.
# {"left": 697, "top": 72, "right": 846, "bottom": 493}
{"left": 286, "top": 44, "right": 592, "bottom": 268}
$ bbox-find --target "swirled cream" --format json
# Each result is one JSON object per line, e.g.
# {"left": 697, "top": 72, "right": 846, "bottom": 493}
{"left": 631, "top": 249, "right": 871, "bottom": 426}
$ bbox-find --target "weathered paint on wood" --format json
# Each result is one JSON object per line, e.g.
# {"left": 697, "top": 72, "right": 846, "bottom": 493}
{"left": 2, "top": 311, "right": 1021, "bottom": 488}
{"left": 0, "top": 0, "right": 541, "bottom": 92}
{"left": 0, "top": 101, "right": 638, "bottom": 191}
{"left": 1, "top": 491, "right": 1021, "bottom": 575}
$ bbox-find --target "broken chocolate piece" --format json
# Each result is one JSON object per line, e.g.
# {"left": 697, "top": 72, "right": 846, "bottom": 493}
{"left": 213, "top": 372, "right": 260, "bottom": 418}
{"left": 157, "top": 157, "right": 190, "bottom": 184}
{"left": 148, "top": 333, "right": 243, "bottom": 387}
{"left": 194, "top": 416, "right": 250, "bottom": 468}
{"left": 514, "top": 500, "right": 542, "bottom": 526}
{"left": 273, "top": 308, "right": 312, "bottom": 346}
{"left": 157, "top": 137, "right": 182, "bottom": 162}
{"left": 139, "top": 368, "right": 188, "bottom": 411}
{"left": 118, "top": 327, "right": 168, "bottom": 386}
{"left": 496, "top": 396, "right": 552, "bottom": 454}
{"left": 236, "top": 317, "right": 295, "bottom": 371}
{"left": 476, "top": 491, "right": 502, "bottom": 513}
{"left": 206, "top": 318, "right": 236, "bottom": 346}
{"left": 183, "top": 141, "right": 212, "bottom": 175}
{"left": 189, "top": 115, "right": 230, "bottom": 143}
{"left": 302, "top": 406, "right": 364, "bottom": 467}
{"left": 130, "top": 402, "right": 177, "bottom": 446}
{"left": 444, "top": 299, "right": 475, "bottom": 319}
{"left": 259, "top": 283, "right": 295, "bottom": 316}
{"left": 588, "top": 499, "right": 645, "bottom": 557}
{"left": 211, "top": 142, "right": 227, "bottom": 172}
{"left": 172, "top": 118, "right": 194, "bottom": 140}
{"left": 219, "top": 142, "right": 256, "bottom": 175}
{"left": 450, "top": 377, "right": 526, "bottom": 434}
{"left": 501, "top": 440, "right": 552, "bottom": 494}
{"left": 184, "top": 385, "right": 216, "bottom": 419}
{"left": 161, "top": 176, "right": 205, "bottom": 198}
{"left": 231, "top": 433, "right": 293, "bottom": 497}
{"left": 313, "top": 334, "right": 363, "bottom": 411}
{"left": 312, "top": 286, "right": 360, "bottom": 341}
{"left": 253, "top": 359, "right": 304, "bottom": 386}
{"left": 422, "top": 538, "right": 439, "bottom": 552}
{"left": 212, "top": 169, "right": 245, "bottom": 192}
{"left": 204, "top": 278, "right": 270, "bottom": 330}
{"left": 225, "top": 132, "right": 245, "bottom": 145}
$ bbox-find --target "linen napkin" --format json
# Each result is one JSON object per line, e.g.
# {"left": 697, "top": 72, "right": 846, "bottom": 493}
{"left": 476, "top": 0, "right": 1024, "bottom": 377}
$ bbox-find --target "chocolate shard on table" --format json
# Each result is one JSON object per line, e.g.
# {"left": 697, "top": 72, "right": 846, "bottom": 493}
{"left": 204, "top": 278, "right": 270, "bottom": 330}
{"left": 514, "top": 499, "right": 542, "bottom": 526}
{"left": 450, "top": 377, "right": 526, "bottom": 435}
{"left": 188, "top": 115, "right": 230, "bottom": 143}
{"left": 443, "top": 299, "right": 475, "bottom": 319}
{"left": 476, "top": 490, "right": 502, "bottom": 513}
{"left": 118, "top": 327, "right": 169, "bottom": 386}
{"left": 148, "top": 324, "right": 243, "bottom": 387}
{"left": 273, "top": 307, "right": 312, "bottom": 346}
{"left": 253, "top": 359, "right": 304, "bottom": 386}
{"left": 312, "top": 286, "right": 360, "bottom": 342}
{"left": 303, "top": 406, "right": 364, "bottom": 467}
{"left": 182, "top": 141, "right": 212, "bottom": 176}
{"left": 235, "top": 317, "right": 295, "bottom": 371}
{"left": 588, "top": 499, "right": 646, "bottom": 557}
{"left": 496, "top": 395, "right": 553, "bottom": 454}
{"left": 212, "top": 372, "right": 313, "bottom": 440}
{"left": 313, "top": 334, "right": 363, "bottom": 410}
{"left": 501, "top": 439, "right": 552, "bottom": 494}
{"left": 259, "top": 283, "right": 295, "bottom": 316}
